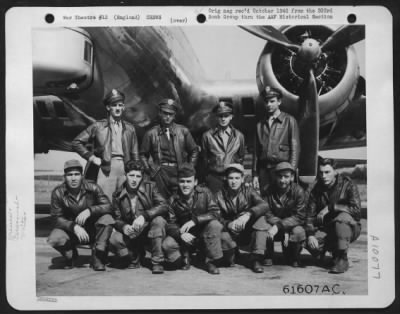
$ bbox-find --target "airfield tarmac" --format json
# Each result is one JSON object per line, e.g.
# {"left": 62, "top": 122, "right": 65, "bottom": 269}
{"left": 36, "top": 215, "right": 367, "bottom": 296}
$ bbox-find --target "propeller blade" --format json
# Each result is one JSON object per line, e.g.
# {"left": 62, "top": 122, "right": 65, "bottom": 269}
{"left": 298, "top": 68, "right": 319, "bottom": 182}
{"left": 321, "top": 25, "right": 365, "bottom": 51}
{"left": 239, "top": 26, "right": 300, "bottom": 51}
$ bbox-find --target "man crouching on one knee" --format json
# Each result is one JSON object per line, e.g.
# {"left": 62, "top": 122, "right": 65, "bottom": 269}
{"left": 162, "top": 163, "right": 224, "bottom": 275}
{"left": 47, "top": 160, "right": 114, "bottom": 271}
{"left": 262, "top": 162, "right": 307, "bottom": 267}
{"left": 305, "top": 157, "right": 362, "bottom": 274}
{"left": 109, "top": 160, "right": 168, "bottom": 274}
{"left": 214, "top": 163, "right": 270, "bottom": 273}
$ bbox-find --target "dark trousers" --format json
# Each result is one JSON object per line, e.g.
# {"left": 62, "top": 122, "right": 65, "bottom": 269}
{"left": 221, "top": 216, "right": 268, "bottom": 255}
{"left": 109, "top": 216, "right": 166, "bottom": 264}
{"left": 258, "top": 167, "right": 275, "bottom": 195}
{"left": 205, "top": 172, "right": 225, "bottom": 194}
{"left": 162, "top": 220, "right": 224, "bottom": 263}
{"left": 263, "top": 224, "right": 306, "bottom": 258}
{"left": 306, "top": 212, "right": 361, "bottom": 256}
{"left": 154, "top": 165, "right": 178, "bottom": 199}
{"left": 47, "top": 214, "right": 114, "bottom": 256}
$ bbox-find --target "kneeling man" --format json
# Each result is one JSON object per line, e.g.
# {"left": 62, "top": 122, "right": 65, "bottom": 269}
{"left": 162, "top": 163, "right": 223, "bottom": 274}
{"left": 47, "top": 160, "right": 114, "bottom": 271}
{"left": 305, "top": 157, "right": 362, "bottom": 273}
{"left": 215, "top": 164, "right": 269, "bottom": 273}
{"left": 262, "top": 162, "right": 307, "bottom": 267}
{"left": 109, "top": 161, "right": 168, "bottom": 274}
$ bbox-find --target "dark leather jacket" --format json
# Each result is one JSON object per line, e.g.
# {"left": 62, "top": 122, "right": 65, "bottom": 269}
{"left": 252, "top": 111, "right": 300, "bottom": 175}
{"left": 263, "top": 182, "right": 306, "bottom": 232}
{"left": 166, "top": 185, "right": 220, "bottom": 241}
{"left": 112, "top": 181, "right": 168, "bottom": 234}
{"left": 201, "top": 125, "right": 245, "bottom": 174}
{"left": 72, "top": 118, "right": 139, "bottom": 175}
{"left": 305, "top": 174, "right": 361, "bottom": 236}
{"left": 215, "top": 185, "right": 268, "bottom": 229}
{"left": 50, "top": 180, "right": 112, "bottom": 232}
{"left": 140, "top": 123, "right": 199, "bottom": 176}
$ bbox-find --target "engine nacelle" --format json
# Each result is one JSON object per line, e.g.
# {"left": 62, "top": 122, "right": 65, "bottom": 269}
{"left": 32, "top": 27, "right": 97, "bottom": 95}
{"left": 256, "top": 25, "right": 360, "bottom": 127}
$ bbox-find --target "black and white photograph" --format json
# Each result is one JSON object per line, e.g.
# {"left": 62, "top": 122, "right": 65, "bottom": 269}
{"left": 5, "top": 5, "right": 395, "bottom": 310}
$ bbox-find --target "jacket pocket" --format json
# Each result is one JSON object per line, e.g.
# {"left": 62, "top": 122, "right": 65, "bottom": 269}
{"left": 278, "top": 144, "right": 290, "bottom": 160}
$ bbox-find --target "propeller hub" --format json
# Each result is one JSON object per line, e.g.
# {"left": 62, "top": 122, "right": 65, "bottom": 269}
{"left": 298, "top": 38, "right": 321, "bottom": 62}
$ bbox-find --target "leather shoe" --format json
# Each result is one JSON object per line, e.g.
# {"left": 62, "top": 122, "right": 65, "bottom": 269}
{"left": 182, "top": 256, "right": 191, "bottom": 270}
{"left": 152, "top": 264, "right": 164, "bottom": 274}
{"left": 92, "top": 251, "right": 106, "bottom": 271}
{"left": 252, "top": 260, "right": 264, "bottom": 273}
{"left": 262, "top": 258, "right": 273, "bottom": 266}
{"left": 206, "top": 262, "right": 220, "bottom": 275}
{"left": 63, "top": 248, "right": 78, "bottom": 269}
{"left": 329, "top": 257, "right": 349, "bottom": 274}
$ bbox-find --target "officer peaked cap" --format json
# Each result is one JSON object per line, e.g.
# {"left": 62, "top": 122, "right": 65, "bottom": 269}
{"left": 159, "top": 98, "right": 178, "bottom": 113}
{"left": 213, "top": 101, "right": 233, "bottom": 115}
{"left": 261, "top": 86, "right": 282, "bottom": 99}
{"left": 103, "top": 89, "right": 125, "bottom": 106}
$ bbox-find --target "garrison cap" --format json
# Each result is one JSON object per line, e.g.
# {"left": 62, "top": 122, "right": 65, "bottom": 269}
{"left": 178, "top": 163, "right": 196, "bottom": 178}
{"left": 158, "top": 98, "right": 178, "bottom": 113}
{"left": 274, "top": 161, "right": 295, "bottom": 173}
{"left": 103, "top": 89, "right": 125, "bottom": 106}
{"left": 64, "top": 159, "right": 83, "bottom": 173}
{"left": 213, "top": 101, "right": 233, "bottom": 115}
{"left": 261, "top": 86, "right": 282, "bottom": 100}
{"left": 225, "top": 163, "right": 245, "bottom": 175}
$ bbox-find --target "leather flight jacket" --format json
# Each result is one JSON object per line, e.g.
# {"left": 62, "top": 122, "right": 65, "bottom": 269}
{"left": 252, "top": 112, "right": 300, "bottom": 175}
{"left": 112, "top": 181, "right": 168, "bottom": 234}
{"left": 214, "top": 185, "right": 268, "bottom": 229}
{"left": 201, "top": 125, "right": 245, "bottom": 174}
{"left": 166, "top": 185, "right": 220, "bottom": 241}
{"left": 72, "top": 118, "right": 139, "bottom": 175}
{"left": 263, "top": 182, "right": 307, "bottom": 232}
{"left": 305, "top": 174, "right": 361, "bottom": 236}
{"left": 139, "top": 123, "right": 199, "bottom": 177}
{"left": 50, "top": 180, "right": 112, "bottom": 233}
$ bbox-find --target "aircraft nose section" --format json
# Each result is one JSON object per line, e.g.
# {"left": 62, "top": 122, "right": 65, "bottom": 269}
{"left": 298, "top": 38, "right": 321, "bottom": 62}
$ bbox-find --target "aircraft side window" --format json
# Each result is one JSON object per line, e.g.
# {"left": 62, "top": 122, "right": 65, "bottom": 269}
{"left": 241, "top": 97, "right": 255, "bottom": 116}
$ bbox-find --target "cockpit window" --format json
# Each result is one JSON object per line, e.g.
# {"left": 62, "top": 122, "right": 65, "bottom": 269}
{"left": 84, "top": 41, "right": 92, "bottom": 64}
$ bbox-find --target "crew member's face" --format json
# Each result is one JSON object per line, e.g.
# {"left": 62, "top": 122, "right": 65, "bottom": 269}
{"left": 126, "top": 170, "right": 143, "bottom": 191}
{"left": 275, "top": 170, "right": 294, "bottom": 190}
{"left": 217, "top": 113, "right": 233, "bottom": 128}
{"left": 159, "top": 110, "right": 176, "bottom": 126}
{"left": 318, "top": 165, "right": 336, "bottom": 187}
{"left": 64, "top": 169, "right": 83, "bottom": 190}
{"left": 226, "top": 171, "right": 244, "bottom": 191}
{"left": 107, "top": 101, "right": 125, "bottom": 120}
{"left": 264, "top": 97, "right": 281, "bottom": 115}
{"left": 178, "top": 176, "right": 197, "bottom": 196}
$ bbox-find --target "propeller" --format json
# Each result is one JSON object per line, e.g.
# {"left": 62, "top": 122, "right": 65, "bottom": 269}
{"left": 240, "top": 25, "right": 365, "bottom": 180}
{"left": 321, "top": 25, "right": 365, "bottom": 51}
{"left": 239, "top": 26, "right": 300, "bottom": 51}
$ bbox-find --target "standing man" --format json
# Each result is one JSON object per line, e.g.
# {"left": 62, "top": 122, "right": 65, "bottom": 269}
{"left": 109, "top": 161, "right": 168, "bottom": 274}
{"left": 252, "top": 86, "right": 300, "bottom": 192}
{"left": 305, "top": 157, "right": 362, "bottom": 273}
{"left": 262, "top": 162, "right": 307, "bottom": 267}
{"left": 140, "top": 99, "right": 199, "bottom": 198}
{"left": 214, "top": 164, "right": 269, "bottom": 273}
{"left": 72, "top": 88, "right": 139, "bottom": 200}
{"left": 162, "top": 163, "right": 223, "bottom": 275}
{"left": 200, "top": 101, "right": 246, "bottom": 193}
{"left": 47, "top": 160, "right": 114, "bottom": 271}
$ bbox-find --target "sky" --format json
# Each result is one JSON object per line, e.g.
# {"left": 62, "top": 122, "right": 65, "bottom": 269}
{"left": 35, "top": 25, "right": 366, "bottom": 171}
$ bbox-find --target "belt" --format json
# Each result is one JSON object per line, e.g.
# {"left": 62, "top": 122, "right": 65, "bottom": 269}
{"left": 111, "top": 155, "right": 124, "bottom": 160}
{"left": 161, "top": 162, "right": 177, "bottom": 167}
